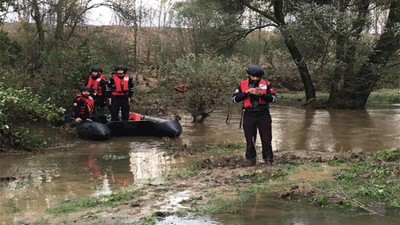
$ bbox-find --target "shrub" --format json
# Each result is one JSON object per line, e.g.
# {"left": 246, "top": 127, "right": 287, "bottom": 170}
{"left": 0, "top": 82, "right": 65, "bottom": 150}
{"left": 159, "top": 54, "right": 246, "bottom": 122}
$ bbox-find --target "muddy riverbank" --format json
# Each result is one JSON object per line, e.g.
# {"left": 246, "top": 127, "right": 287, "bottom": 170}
{"left": 23, "top": 144, "right": 399, "bottom": 225}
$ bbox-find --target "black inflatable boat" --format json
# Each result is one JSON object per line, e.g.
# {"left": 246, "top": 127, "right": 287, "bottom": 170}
{"left": 74, "top": 121, "right": 112, "bottom": 141}
{"left": 67, "top": 114, "right": 182, "bottom": 140}
{"left": 106, "top": 117, "right": 182, "bottom": 138}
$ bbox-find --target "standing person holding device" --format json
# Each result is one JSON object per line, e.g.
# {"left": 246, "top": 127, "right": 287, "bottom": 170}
{"left": 231, "top": 65, "right": 277, "bottom": 166}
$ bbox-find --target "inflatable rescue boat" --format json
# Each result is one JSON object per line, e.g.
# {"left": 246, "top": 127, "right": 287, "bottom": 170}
{"left": 68, "top": 112, "right": 182, "bottom": 140}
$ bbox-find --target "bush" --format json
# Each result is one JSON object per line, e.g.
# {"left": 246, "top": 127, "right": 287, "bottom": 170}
{"left": 159, "top": 54, "right": 246, "bottom": 122}
{"left": 0, "top": 82, "right": 65, "bottom": 150}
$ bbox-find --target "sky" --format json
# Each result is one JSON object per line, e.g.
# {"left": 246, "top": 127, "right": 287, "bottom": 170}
{"left": 86, "top": 0, "right": 165, "bottom": 26}
{"left": 1, "top": 0, "right": 167, "bottom": 25}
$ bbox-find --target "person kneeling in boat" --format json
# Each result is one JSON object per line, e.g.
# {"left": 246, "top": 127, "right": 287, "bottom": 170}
{"left": 72, "top": 87, "right": 101, "bottom": 123}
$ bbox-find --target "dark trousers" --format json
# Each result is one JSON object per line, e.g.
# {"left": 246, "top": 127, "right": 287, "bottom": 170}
{"left": 243, "top": 112, "right": 273, "bottom": 161}
{"left": 93, "top": 95, "right": 106, "bottom": 108}
{"left": 110, "top": 97, "right": 130, "bottom": 121}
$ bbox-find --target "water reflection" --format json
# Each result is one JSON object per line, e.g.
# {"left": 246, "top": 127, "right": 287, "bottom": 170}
{"left": 212, "top": 193, "right": 400, "bottom": 225}
{"left": 129, "top": 143, "right": 172, "bottom": 182}
{"left": 1, "top": 103, "right": 400, "bottom": 223}
{"left": 179, "top": 104, "right": 400, "bottom": 153}
{"left": 267, "top": 104, "right": 400, "bottom": 153}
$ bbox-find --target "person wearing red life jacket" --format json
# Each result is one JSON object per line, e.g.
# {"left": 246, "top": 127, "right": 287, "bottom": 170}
{"left": 231, "top": 65, "right": 277, "bottom": 166}
{"left": 85, "top": 67, "right": 107, "bottom": 109}
{"left": 106, "top": 65, "right": 134, "bottom": 121}
{"left": 72, "top": 87, "right": 100, "bottom": 123}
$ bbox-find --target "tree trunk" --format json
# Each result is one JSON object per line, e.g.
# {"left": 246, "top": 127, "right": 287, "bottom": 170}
{"left": 282, "top": 31, "right": 317, "bottom": 100}
{"left": 273, "top": 1, "right": 316, "bottom": 100}
{"left": 31, "top": 0, "right": 44, "bottom": 72}
{"left": 329, "top": 0, "right": 400, "bottom": 108}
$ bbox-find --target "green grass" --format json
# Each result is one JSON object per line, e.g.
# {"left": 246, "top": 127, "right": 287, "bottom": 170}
{"left": 374, "top": 147, "right": 400, "bottom": 162}
{"left": 278, "top": 88, "right": 400, "bottom": 104}
{"left": 45, "top": 191, "right": 133, "bottom": 215}
{"left": 368, "top": 88, "right": 400, "bottom": 103}
{"left": 316, "top": 148, "right": 400, "bottom": 208}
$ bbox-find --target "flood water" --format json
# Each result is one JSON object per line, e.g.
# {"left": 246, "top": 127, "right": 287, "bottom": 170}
{"left": 1, "top": 103, "right": 400, "bottom": 224}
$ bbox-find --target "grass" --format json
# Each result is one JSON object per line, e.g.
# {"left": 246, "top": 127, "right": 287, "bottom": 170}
{"left": 315, "top": 148, "right": 400, "bottom": 208}
{"left": 374, "top": 147, "right": 400, "bottom": 162}
{"left": 44, "top": 191, "right": 133, "bottom": 215}
{"left": 278, "top": 88, "right": 400, "bottom": 104}
{"left": 102, "top": 153, "right": 130, "bottom": 161}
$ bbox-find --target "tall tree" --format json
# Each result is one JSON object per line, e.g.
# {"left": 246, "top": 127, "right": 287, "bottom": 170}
{"left": 328, "top": 0, "right": 400, "bottom": 108}
{"left": 227, "top": 0, "right": 400, "bottom": 108}
{"left": 235, "top": 0, "right": 317, "bottom": 101}
{"left": 173, "top": 0, "right": 247, "bottom": 56}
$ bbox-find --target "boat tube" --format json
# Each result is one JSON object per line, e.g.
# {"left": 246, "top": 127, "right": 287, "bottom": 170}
{"left": 69, "top": 120, "right": 112, "bottom": 141}
{"left": 77, "top": 121, "right": 112, "bottom": 141}
{"left": 106, "top": 117, "right": 182, "bottom": 138}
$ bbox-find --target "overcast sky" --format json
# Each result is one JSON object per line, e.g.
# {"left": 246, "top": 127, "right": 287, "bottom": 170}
{"left": 86, "top": 0, "right": 164, "bottom": 25}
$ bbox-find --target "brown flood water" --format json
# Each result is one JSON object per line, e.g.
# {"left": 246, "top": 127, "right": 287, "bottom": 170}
{"left": 1, "top": 103, "right": 400, "bottom": 224}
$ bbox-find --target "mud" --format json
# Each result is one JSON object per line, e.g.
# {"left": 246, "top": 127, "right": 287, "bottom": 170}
{"left": 35, "top": 149, "right": 363, "bottom": 225}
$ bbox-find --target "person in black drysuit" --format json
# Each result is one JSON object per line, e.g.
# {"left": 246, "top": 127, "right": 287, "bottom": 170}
{"left": 231, "top": 65, "right": 277, "bottom": 165}
{"left": 106, "top": 65, "right": 134, "bottom": 121}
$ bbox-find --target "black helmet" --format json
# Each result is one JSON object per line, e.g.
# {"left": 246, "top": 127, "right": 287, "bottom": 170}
{"left": 80, "top": 86, "right": 92, "bottom": 92}
{"left": 246, "top": 65, "right": 264, "bottom": 77}
{"left": 115, "top": 65, "right": 128, "bottom": 74}
{"left": 90, "top": 67, "right": 101, "bottom": 73}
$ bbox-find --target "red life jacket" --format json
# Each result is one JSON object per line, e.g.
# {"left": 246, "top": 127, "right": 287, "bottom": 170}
{"left": 73, "top": 94, "right": 94, "bottom": 116}
{"left": 128, "top": 112, "right": 142, "bottom": 121}
{"left": 111, "top": 74, "right": 131, "bottom": 96}
{"left": 240, "top": 79, "right": 272, "bottom": 108}
{"left": 86, "top": 74, "right": 106, "bottom": 96}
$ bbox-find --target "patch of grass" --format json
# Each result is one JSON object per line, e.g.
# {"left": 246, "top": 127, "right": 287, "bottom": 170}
{"left": 368, "top": 88, "right": 400, "bottom": 103}
{"left": 102, "top": 153, "right": 130, "bottom": 161}
{"left": 327, "top": 156, "right": 349, "bottom": 166}
{"left": 7, "top": 206, "right": 21, "bottom": 213}
{"left": 45, "top": 191, "right": 133, "bottom": 215}
{"left": 374, "top": 147, "right": 400, "bottom": 162}
{"left": 317, "top": 160, "right": 400, "bottom": 208}
{"left": 202, "top": 142, "right": 245, "bottom": 154}
{"left": 305, "top": 162, "right": 325, "bottom": 172}
{"left": 278, "top": 88, "right": 400, "bottom": 104}
{"left": 45, "top": 197, "right": 100, "bottom": 215}
{"left": 86, "top": 185, "right": 101, "bottom": 190}
{"left": 139, "top": 215, "right": 159, "bottom": 225}
{"left": 33, "top": 218, "right": 50, "bottom": 225}
{"left": 163, "top": 165, "right": 197, "bottom": 181}
{"left": 278, "top": 91, "right": 329, "bottom": 103}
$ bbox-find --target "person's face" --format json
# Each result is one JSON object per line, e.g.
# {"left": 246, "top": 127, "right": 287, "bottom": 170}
{"left": 117, "top": 70, "right": 124, "bottom": 75}
{"left": 248, "top": 75, "right": 261, "bottom": 81}
{"left": 82, "top": 90, "right": 90, "bottom": 97}
{"left": 91, "top": 71, "right": 99, "bottom": 76}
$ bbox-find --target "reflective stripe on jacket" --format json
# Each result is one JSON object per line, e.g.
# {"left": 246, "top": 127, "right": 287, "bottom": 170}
{"left": 73, "top": 94, "right": 94, "bottom": 116}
